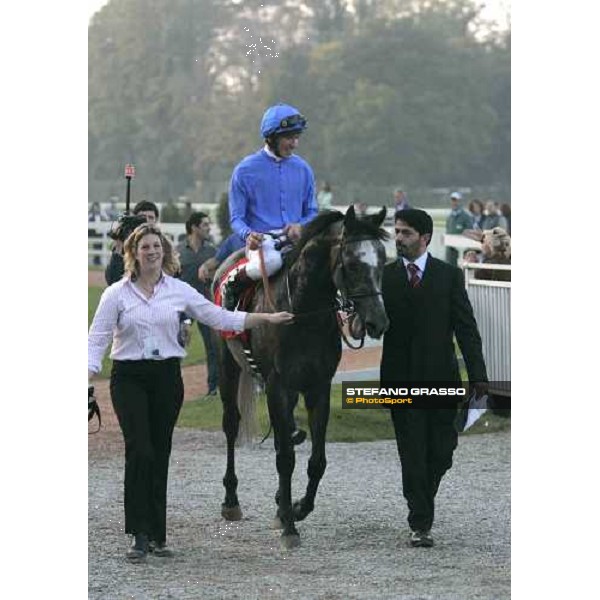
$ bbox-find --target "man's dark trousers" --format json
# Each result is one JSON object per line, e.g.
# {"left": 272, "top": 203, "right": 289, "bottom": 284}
{"left": 390, "top": 408, "right": 458, "bottom": 531}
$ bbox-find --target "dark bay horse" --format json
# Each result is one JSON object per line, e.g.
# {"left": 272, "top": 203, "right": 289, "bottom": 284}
{"left": 213, "top": 206, "right": 389, "bottom": 548}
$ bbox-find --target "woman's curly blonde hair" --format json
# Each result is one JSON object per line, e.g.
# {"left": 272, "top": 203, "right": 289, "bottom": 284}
{"left": 482, "top": 227, "right": 511, "bottom": 259}
{"left": 123, "top": 223, "right": 180, "bottom": 278}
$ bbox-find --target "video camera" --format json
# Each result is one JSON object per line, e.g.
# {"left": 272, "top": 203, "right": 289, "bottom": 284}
{"left": 107, "top": 163, "right": 146, "bottom": 242}
{"left": 108, "top": 213, "right": 147, "bottom": 243}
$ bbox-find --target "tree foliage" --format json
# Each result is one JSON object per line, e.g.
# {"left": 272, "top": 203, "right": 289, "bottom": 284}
{"left": 89, "top": 0, "right": 510, "bottom": 204}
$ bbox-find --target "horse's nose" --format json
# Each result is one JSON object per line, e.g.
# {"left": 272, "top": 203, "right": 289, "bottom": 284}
{"left": 366, "top": 314, "right": 389, "bottom": 339}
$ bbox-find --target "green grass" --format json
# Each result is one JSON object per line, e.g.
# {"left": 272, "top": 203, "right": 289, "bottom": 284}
{"left": 177, "top": 384, "right": 509, "bottom": 442}
{"left": 88, "top": 286, "right": 207, "bottom": 378}
{"left": 177, "top": 384, "right": 397, "bottom": 442}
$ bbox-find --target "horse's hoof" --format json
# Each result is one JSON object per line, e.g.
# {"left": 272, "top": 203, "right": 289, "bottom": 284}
{"left": 280, "top": 534, "right": 301, "bottom": 550}
{"left": 292, "top": 499, "right": 313, "bottom": 522}
{"left": 271, "top": 516, "right": 283, "bottom": 530}
{"left": 221, "top": 504, "right": 243, "bottom": 521}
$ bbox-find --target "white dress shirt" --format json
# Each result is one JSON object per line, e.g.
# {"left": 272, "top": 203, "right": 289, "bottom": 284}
{"left": 88, "top": 274, "right": 247, "bottom": 374}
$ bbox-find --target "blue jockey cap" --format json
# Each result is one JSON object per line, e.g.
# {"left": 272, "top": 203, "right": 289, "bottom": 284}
{"left": 260, "top": 103, "right": 307, "bottom": 138}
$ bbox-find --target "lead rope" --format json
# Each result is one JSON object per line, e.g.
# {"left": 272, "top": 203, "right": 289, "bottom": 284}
{"left": 259, "top": 246, "right": 276, "bottom": 312}
{"left": 337, "top": 312, "right": 365, "bottom": 349}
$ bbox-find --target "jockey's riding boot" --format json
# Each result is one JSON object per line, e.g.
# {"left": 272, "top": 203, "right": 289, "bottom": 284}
{"left": 224, "top": 267, "right": 252, "bottom": 311}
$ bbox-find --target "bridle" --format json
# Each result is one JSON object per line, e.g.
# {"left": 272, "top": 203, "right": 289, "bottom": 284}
{"left": 284, "top": 230, "right": 384, "bottom": 349}
{"left": 330, "top": 233, "right": 384, "bottom": 348}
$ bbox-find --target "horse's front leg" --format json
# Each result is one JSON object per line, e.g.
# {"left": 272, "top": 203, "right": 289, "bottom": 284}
{"left": 219, "top": 344, "right": 243, "bottom": 521}
{"left": 293, "top": 383, "right": 331, "bottom": 522}
{"left": 267, "top": 379, "right": 300, "bottom": 549}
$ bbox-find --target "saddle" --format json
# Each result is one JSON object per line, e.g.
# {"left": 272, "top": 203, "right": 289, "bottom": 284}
{"left": 214, "top": 257, "right": 257, "bottom": 341}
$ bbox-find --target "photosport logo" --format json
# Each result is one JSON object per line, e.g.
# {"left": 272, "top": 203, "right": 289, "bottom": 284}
{"left": 342, "top": 381, "right": 468, "bottom": 409}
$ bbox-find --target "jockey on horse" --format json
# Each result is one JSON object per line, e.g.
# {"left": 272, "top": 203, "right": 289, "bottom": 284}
{"left": 222, "top": 102, "right": 319, "bottom": 310}
{"left": 221, "top": 102, "right": 319, "bottom": 445}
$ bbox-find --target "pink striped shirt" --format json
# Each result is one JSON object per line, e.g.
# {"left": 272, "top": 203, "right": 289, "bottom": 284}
{"left": 88, "top": 273, "right": 247, "bottom": 374}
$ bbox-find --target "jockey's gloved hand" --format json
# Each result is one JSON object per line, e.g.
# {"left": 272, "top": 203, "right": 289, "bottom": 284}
{"left": 284, "top": 223, "right": 302, "bottom": 241}
{"left": 246, "top": 232, "right": 263, "bottom": 251}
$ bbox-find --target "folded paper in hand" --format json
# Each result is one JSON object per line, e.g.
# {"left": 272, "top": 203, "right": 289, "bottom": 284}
{"left": 462, "top": 392, "right": 488, "bottom": 431}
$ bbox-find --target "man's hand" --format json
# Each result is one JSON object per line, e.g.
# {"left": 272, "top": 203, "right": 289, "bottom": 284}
{"left": 284, "top": 224, "right": 302, "bottom": 241}
{"left": 246, "top": 232, "right": 263, "bottom": 251}
{"left": 470, "top": 381, "right": 489, "bottom": 400}
{"left": 179, "top": 321, "right": 192, "bottom": 347}
{"left": 198, "top": 257, "right": 217, "bottom": 282}
{"left": 198, "top": 264, "right": 211, "bottom": 282}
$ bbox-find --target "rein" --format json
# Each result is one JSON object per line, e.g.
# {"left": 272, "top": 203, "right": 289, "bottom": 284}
{"left": 283, "top": 232, "right": 382, "bottom": 348}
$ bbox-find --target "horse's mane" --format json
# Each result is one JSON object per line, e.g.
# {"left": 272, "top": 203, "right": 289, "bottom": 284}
{"left": 287, "top": 209, "right": 390, "bottom": 265}
{"left": 285, "top": 210, "right": 345, "bottom": 265}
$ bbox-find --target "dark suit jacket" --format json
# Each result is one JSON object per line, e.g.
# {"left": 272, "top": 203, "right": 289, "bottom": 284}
{"left": 380, "top": 254, "right": 488, "bottom": 384}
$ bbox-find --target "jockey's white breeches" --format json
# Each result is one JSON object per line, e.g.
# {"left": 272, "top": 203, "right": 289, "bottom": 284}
{"left": 245, "top": 237, "right": 283, "bottom": 280}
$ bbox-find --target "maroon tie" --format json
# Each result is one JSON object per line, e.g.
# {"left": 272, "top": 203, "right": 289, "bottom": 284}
{"left": 407, "top": 263, "right": 421, "bottom": 288}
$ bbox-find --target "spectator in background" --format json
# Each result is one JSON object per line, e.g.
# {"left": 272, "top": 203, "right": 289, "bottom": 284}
{"left": 475, "top": 227, "right": 511, "bottom": 282}
{"left": 182, "top": 201, "right": 193, "bottom": 222}
{"left": 177, "top": 212, "right": 220, "bottom": 396}
{"left": 317, "top": 181, "right": 333, "bottom": 210}
{"left": 107, "top": 199, "right": 120, "bottom": 221}
{"left": 89, "top": 202, "right": 109, "bottom": 266}
{"left": 480, "top": 200, "right": 508, "bottom": 231}
{"left": 89, "top": 201, "right": 109, "bottom": 223}
{"left": 500, "top": 203, "right": 511, "bottom": 235}
{"left": 105, "top": 201, "right": 160, "bottom": 285}
{"left": 160, "top": 200, "right": 182, "bottom": 223}
{"left": 462, "top": 249, "right": 482, "bottom": 265}
{"left": 467, "top": 199, "right": 485, "bottom": 230}
{"left": 353, "top": 200, "right": 368, "bottom": 219}
{"left": 393, "top": 188, "right": 411, "bottom": 212}
{"left": 445, "top": 192, "right": 473, "bottom": 266}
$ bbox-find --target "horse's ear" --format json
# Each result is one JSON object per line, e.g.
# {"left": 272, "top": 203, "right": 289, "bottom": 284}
{"left": 345, "top": 204, "right": 357, "bottom": 224}
{"left": 363, "top": 206, "right": 386, "bottom": 229}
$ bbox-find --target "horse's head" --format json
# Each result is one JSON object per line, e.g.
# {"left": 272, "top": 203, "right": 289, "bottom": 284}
{"left": 333, "top": 205, "right": 390, "bottom": 339}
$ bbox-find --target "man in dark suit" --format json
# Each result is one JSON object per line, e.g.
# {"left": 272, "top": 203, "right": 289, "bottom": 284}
{"left": 380, "top": 209, "right": 488, "bottom": 548}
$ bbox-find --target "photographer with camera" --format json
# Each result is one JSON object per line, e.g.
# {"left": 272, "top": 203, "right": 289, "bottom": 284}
{"left": 88, "top": 223, "right": 294, "bottom": 562}
{"left": 105, "top": 201, "right": 159, "bottom": 286}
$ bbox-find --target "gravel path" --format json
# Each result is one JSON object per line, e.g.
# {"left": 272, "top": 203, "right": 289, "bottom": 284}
{"left": 88, "top": 428, "right": 510, "bottom": 599}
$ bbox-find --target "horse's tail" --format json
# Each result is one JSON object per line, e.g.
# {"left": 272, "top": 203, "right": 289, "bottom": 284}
{"left": 236, "top": 368, "right": 260, "bottom": 446}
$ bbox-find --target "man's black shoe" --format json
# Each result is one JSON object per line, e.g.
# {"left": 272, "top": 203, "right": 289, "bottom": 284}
{"left": 409, "top": 529, "right": 434, "bottom": 548}
{"left": 126, "top": 533, "right": 149, "bottom": 561}
{"left": 206, "top": 388, "right": 218, "bottom": 397}
{"left": 149, "top": 540, "right": 174, "bottom": 558}
{"left": 291, "top": 428, "right": 307, "bottom": 445}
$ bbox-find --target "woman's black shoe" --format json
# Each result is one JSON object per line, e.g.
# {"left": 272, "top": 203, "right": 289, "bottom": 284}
{"left": 126, "top": 533, "right": 149, "bottom": 562}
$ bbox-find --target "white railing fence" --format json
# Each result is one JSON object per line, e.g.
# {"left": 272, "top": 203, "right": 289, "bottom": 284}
{"left": 88, "top": 209, "right": 453, "bottom": 266}
{"left": 463, "top": 262, "right": 511, "bottom": 396}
